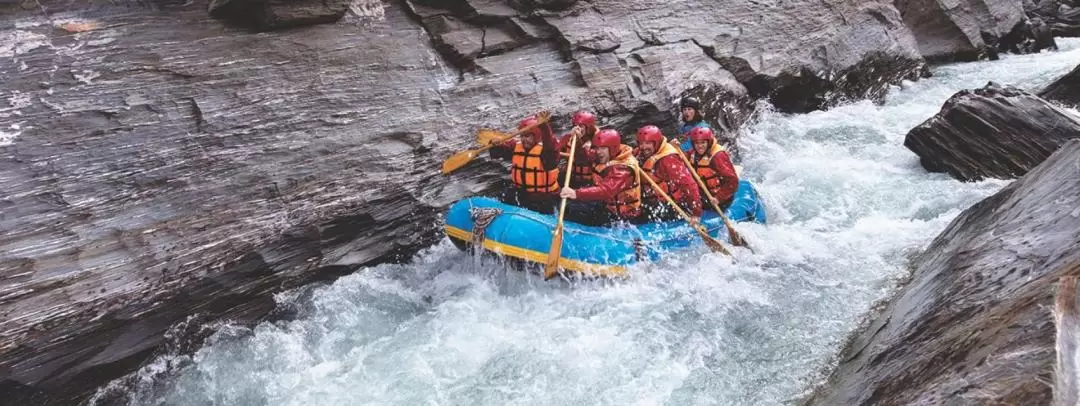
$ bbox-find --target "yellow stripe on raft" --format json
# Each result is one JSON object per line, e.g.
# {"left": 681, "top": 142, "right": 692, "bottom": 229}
{"left": 445, "top": 225, "right": 629, "bottom": 279}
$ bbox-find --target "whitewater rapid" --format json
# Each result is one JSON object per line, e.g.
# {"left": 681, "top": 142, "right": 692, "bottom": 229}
{"left": 97, "top": 39, "right": 1080, "bottom": 406}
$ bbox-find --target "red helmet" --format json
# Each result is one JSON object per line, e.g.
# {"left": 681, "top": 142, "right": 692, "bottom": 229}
{"left": 519, "top": 116, "right": 541, "bottom": 137}
{"left": 593, "top": 129, "right": 622, "bottom": 156}
{"left": 688, "top": 126, "right": 715, "bottom": 143}
{"left": 572, "top": 111, "right": 597, "bottom": 127}
{"left": 636, "top": 125, "right": 664, "bottom": 148}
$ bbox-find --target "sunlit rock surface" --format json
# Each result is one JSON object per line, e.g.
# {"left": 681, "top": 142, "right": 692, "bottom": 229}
{"left": 898, "top": 0, "right": 1057, "bottom": 62}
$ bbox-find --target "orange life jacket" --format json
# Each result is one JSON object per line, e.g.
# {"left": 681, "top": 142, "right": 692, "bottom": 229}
{"left": 511, "top": 143, "right": 559, "bottom": 193}
{"left": 562, "top": 130, "right": 595, "bottom": 187}
{"left": 692, "top": 143, "right": 734, "bottom": 199}
{"left": 640, "top": 140, "right": 685, "bottom": 203}
{"left": 591, "top": 145, "right": 642, "bottom": 219}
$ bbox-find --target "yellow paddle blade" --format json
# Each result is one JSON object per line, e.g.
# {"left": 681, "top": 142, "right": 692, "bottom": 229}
{"left": 441, "top": 148, "right": 480, "bottom": 175}
{"left": 543, "top": 226, "right": 564, "bottom": 280}
{"left": 476, "top": 129, "right": 511, "bottom": 146}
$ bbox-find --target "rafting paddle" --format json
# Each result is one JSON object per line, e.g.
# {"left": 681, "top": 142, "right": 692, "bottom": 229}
{"left": 633, "top": 165, "right": 732, "bottom": 256}
{"left": 544, "top": 132, "right": 578, "bottom": 280}
{"left": 475, "top": 128, "right": 509, "bottom": 146}
{"left": 673, "top": 145, "right": 753, "bottom": 252}
{"left": 441, "top": 118, "right": 547, "bottom": 175}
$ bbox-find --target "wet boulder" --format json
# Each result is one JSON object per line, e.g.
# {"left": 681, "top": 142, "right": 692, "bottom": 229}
{"left": 1040, "top": 63, "right": 1080, "bottom": 106}
{"left": 993, "top": 16, "right": 1058, "bottom": 55}
{"left": 1025, "top": 0, "right": 1080, "bottom": 37}
{"left": 804, "top": 140, "right": 1080, "bottom": 405}
{"left": 904, "top": 82, "right": 1080, "bottom": 181}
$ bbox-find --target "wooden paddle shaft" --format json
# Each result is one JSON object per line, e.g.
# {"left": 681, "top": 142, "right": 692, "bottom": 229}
{"left": 675, "top": 144, "right": 749, "bottom": 250}
{"left": 544, "top": 132, "right": 577, "bottom": 279}
{"left": 633, "top": 164, "right": 731, "bottom": 255}
{"left": 675, "top": 147, "right": 728, "bottom": 216}
{"left": 635, "top": 165, "right": 696, "bottom": 224}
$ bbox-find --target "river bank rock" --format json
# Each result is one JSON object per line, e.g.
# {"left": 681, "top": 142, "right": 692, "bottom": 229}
{"left": 0, "top": 0, "right": 1053, "bottom": 404}
{"left": 803, "top": 140, "right": 1080, "bottom": 405}
{"left": 903, "top": 82, "right": 1080, "bottom": 181}
{"left": 1025, "top": 0, "right": 1080, "bottom": 37}
{"left": 897, "top": 0, "right": 1057, "bottom": 62}
{"left": 1040, "top": 63, "right": 1080, "bottom": 106}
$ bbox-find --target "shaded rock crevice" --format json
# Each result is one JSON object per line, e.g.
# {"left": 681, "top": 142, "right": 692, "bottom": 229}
{"left": 207, "top": 0, "right": 352, "bottom": 31}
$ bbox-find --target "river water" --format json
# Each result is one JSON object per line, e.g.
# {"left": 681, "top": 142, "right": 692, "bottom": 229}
{"left": 97, "top": 39, "right": 1080, "bottom": 406}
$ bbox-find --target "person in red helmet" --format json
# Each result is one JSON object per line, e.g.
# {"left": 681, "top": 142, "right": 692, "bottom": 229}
{"left": 558, "top": 110, "right": 600, "bottom": 188}
{"left": 558, "top": 129, "right": 641, "bottom": 226}
{"left": 634, "top": 125, "right": 702, "bottom": 223}
{"left": 489, "top": 111, "right": 560, "bottom": 214}
{"left": 688, "top": 126, "right": 739, "bottom": 210}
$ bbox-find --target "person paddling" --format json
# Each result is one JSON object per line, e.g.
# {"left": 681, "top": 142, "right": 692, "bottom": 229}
{"left": 688, "top": 127, "right": 739, "bottom": 210}
{"left": 488, "top": 111, "right": 560, "bottom": 214}
{"left": 557, "top": 111, "right": 600, "bottom": 188}
{"left": 558, "top": 129, "right": 642, "bottom": 226}
{"left": 634, "top": 125, "right": 702, "bottom": 223}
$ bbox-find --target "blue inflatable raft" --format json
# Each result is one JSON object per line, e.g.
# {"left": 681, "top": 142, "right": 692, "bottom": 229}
{"left": 444, "top": 179, "right": 768, "bottom": 278}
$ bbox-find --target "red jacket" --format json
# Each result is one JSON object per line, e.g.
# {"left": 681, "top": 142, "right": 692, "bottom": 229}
{"left": 576, "top": 164, "right": 633, "bottom": 201}
{"left": 646, "top": 153, "right": 703, "bottom": 217}
{"left": 705, "top": 150, "right": 739, "bottom": 204}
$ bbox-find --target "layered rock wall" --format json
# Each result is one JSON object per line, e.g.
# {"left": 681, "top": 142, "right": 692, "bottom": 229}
{"left": 804, "top": 140, "right": 1080, "bottom": 405}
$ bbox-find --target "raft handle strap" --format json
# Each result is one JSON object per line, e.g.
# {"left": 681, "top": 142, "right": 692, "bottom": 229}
{"left": 633, "top": 238, "right": 647, "bottom": 261}
{"left": 470, "top": 207, "right": 503, "bottom": 245}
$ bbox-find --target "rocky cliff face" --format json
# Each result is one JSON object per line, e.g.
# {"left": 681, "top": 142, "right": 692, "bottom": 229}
{"left": 904, "top": 82, "right": 1080, "bottom": 181}
{"left": 803, "top": 140, "right": 1080, "bottom": 405}
{"left": 0, "top": 0, "right": 1058, "bottom": 403}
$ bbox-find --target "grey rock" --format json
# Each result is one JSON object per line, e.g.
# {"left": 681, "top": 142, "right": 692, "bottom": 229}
{"left": 904, "top": 82, "right": 1080, "bottom": 181}
{"left": 994, "top": 16, "right": 1058, "bottom": 54}
{"left": 1025, "top": 0, "right": 1080, "bottom": 37}
{"left": 803, "top": 139, "right": 1080, "bottom": 405}
{"left": 897, "top": 0, "right": 1055, "bottom": 62}
{"left": 207, "top": 0, "right": 351, "bottom": 31}
{"left": 1040, "top": 63, "right": 1080, "bottom": 106}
